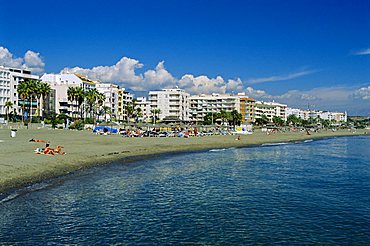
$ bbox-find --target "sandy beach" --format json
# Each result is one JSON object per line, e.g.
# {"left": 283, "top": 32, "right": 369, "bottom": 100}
{"left": 0, "top": 125, "right": 367, "bottom": 195}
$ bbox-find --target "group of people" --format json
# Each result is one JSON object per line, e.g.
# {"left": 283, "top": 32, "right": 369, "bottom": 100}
{"left": 29, "top": 138, "right": 66, "bottom": 155}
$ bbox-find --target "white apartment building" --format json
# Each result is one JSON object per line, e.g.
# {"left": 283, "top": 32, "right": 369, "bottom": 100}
{"left": 255, "top": 101, "right": 287, "bottom": 122}
{"left": 135, "top": 96, "right": 151, "bottom": 122}
{"left": 41, "top": 73, "right": 97, "bottom": 116}
{"left": 286, "top": 108, "right": 309, "bottom": 120}
{"left": 286, "top": 108, "right": 347, "bottom": 123}
{"left": 149, "top": 88, "right": 190, "bottom": 121}
{"left": 319, "top": 111, "right": 347, "bottom": 122}
{"left": 96, "top": 83, "right": 119, "bottom": 120}
{"left": 189, "top": 93, "right": 241, "bottom": 123}
{"left": 0, "top": 66, "right": 39, "bottom": 117}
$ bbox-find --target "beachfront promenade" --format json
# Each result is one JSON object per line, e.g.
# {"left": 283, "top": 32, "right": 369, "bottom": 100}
{"left": 0, "top": 125, "right": 367, "bottom": 195}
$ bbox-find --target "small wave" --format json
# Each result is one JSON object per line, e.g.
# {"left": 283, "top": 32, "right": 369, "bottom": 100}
{"left": 0, "top": 192, "right": 20, "bottom": 203}
{"left": 0, "top": 182, "right": 51, "bottom": 204}
{"left": 261, "top": 142, "right": 290, "bottom": 146}
{"left": 0, "top": 140, "right": 4, "bottom": 142}
{"left": 304, "top": 139, "right": 313, "bottom": 143}
{"left": 209, "top": 148, "right": 227, "bottom": 152}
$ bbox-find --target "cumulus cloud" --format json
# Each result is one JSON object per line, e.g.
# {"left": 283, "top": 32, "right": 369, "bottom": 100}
{"left": 0, "top": 46, "right": 45, "bottom": 74}
{"left": 177, "top": 74, "right": 227, "bottom": 94}
{"left": 142, "top": 61, "right": 177, "bottom": 91}
{"left": 353, "top": 86, "right": 370, "bottom": 100}
{"left": 353, "top": 48, "right": 370, "bottom": 55}
{"left": 246, "top": 70, "right": 315, "bottom": 84}
{"left": 61, "top": 57, "right": 144, "bottom": 85}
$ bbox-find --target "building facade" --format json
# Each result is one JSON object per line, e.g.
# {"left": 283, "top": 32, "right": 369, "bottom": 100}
{"left": 239, "top": 96, "right": 256, "bottom": 123}
{"left": 135, "top": 96, "right": 151, "bottom": 122}
{"left": 0, "top": 66, "right": 39, "bottom": 117}
{"left": 40, "top": 73, "right": 97, "bottom": 117}
{"left": 116, "top": 88, "right": 133, "bottom": 122}
{"left": 189, "top": 93, "right": 241, "bottom": 123}
{"left": 255, "top": 101, "right": 287, "bottom": 122}
{"left": 149, "top": 88, "right": 190, "bottom": 122}
{"left": 96, "top": 83, "right": 119, "bottom": 121}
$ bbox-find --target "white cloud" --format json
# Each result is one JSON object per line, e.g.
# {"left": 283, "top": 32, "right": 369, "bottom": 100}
{"left": 177, "top": 74, "right": 227, "bottom": 94}
{"left": 226, "top": 78, "right": 244, "bottom": 93}
{"left": 353, "top": 86, "right": 370, "bottom": 100}
{"left": 246, "top": 70, "right": 315, "bottom": 84}
{"left": 0, "top": 46, "right": 45, "bottom": 74}
{"left": 61, "top": 57, "right": 144, "bottom": 86}
{"left": 142, "top": 61, "right": 177, "bottom": 91}
{"left": 353, "top": 48, "right": 370, "bottom": 55}
{"left": 23, "top": 51, "right": 45, "bottom": 74}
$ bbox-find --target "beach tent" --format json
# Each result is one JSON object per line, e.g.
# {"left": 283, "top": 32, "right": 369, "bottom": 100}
{"left": 93, "top": 126, "right": 118, "bottom": 134}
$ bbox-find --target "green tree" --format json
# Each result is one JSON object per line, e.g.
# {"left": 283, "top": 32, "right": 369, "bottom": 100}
{"left": 75, "top": 87, "right": 85, "bottom": 119}
{"left": 17, "top": 79, "right": 35, "bottom": 123}
{"left": 255, "top": 114, "right": 269, "bottom": 125}
{"left": 151, "top": 108, "right": 161, "bottom": 124}
{"left": 67, "top": 87, "right": 77, "bottom": 119}
{"left": 39, "top": 82, "right": 51, "bottom": 119}
{"left": 5, "top": 101, "right": 13, "bottom": 122}
{"left": 287, "top": 114, "right": 299, "bottom": 126}
{"left": 230, "top": 110, "right": 242, "bottom": 126}
{"left": 272, "top": 116, "right": 284, "bottom": 126}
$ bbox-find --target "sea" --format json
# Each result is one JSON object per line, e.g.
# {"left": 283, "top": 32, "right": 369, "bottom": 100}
{"left": 0, "top": 136, "right": 369, "bottom": 245}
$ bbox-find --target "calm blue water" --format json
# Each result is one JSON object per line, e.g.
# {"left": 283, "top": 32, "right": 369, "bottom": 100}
{"left": 1, "top": 136, "right": 370, "bottom": 245}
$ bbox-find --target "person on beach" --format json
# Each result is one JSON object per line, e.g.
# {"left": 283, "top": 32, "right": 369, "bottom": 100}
{"left": 29, "top": 138, "right": 47, "bottom": 143}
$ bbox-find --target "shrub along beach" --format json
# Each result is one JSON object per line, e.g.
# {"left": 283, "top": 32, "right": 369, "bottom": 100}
{"left": 0, "top": 124, "right": 368, "bottom": 195}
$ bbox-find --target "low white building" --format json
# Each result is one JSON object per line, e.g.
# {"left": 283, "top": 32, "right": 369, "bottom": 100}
{"left": 149, "top": 88, "right": 190, "bottom": 121}
{"left": 286, "top": 108, "right": 347, "bottom": 123}
{"left": 255, "top": 101, "right": 287, "bottom": 122}
{"left": 319, "top": 111, "right": 347, "bottom": 122}
{"left": 189, "top": 93, "right": 240, "bottom": 123}
{"left": 286, "top": 108, "right": 309, "bottom": 120}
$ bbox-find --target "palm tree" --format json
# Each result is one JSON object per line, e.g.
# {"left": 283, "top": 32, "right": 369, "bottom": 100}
{"left": 27, "top": 79, "right": 38, "bottom": 122}
{"left": 272, "top": 116, "right": 284, "bottom": 126}
{"left": 67, "top": 87, "right": 77, "bottom": 119}
{"left": 17, "top": 79, "right": 34, "bottom": 123}
{"left": 101, "top": 106, "right": 111, "bottom": 122}
{"left": 75, "top": 87, "right": 85, "bottom": 119}
{"left": 151, "top": 108, "right": 161, "bottom": 124}
{"left": 125, "top": 103, "right": 134, "bottom": 123}
{"left": 38, "top": 82, "right": 51, "bottom": 119}
{"left": 219, "top": 110, "right": 228, "bottom": 125}
{"left": 85, "top": 89, "right": 105, "bottom": 125}
{"left": 5, "top": 101, "right": 13, "bottom": 122}
{"left": 230, "top": 110, "right": 242, "bottom": 126}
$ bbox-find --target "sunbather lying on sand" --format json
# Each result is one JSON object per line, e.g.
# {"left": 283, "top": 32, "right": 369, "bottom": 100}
{"left": 54, "top": 145, "right": 66, "bottom": 155}
{"left": 34, "top": 145, "right": 66, "bottom": 155}
{"left": 29, "top": 138, "right": 46, "bottom": 143}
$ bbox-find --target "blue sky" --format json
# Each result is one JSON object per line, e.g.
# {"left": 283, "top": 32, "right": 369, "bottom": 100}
{"left": 1, "top": 0, "right": 369, "bottom": 115}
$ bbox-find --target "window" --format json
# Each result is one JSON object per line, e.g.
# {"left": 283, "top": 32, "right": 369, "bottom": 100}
{"left": 14, "top": 85, "right": 16, "bottom": 89}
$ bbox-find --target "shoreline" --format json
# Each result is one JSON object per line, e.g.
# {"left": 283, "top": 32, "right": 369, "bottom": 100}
{"left": 0, "top": 128, "right": 368, "bottom": 196}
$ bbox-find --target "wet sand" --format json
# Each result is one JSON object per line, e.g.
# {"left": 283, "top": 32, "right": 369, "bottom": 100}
{"left": 0, "top": 126, "right": 367, "bottom": 194}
